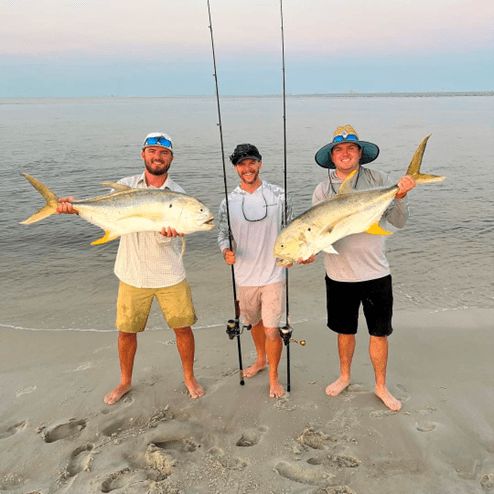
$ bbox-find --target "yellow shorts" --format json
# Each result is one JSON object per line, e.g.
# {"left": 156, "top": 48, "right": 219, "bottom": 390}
{"left": 116, "top": 279, "right": 197, "bottom": 333}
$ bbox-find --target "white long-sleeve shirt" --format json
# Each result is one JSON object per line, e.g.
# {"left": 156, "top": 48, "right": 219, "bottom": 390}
{"left": 312, "top": 167, "right": 409, "bottom": 282}
{"left": 114, "top": 172, "right": 186, "bottom": 288}
{"left": 218, "top": 181, "right": 294, "bottom": 287}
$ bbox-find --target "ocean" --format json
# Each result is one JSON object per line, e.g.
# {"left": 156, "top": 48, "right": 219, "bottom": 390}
{"left": 1, "top": 93, "right": 493, "bottom": 332}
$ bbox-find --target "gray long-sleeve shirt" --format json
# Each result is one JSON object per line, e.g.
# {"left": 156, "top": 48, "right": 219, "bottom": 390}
{"left": 218, "top": 181, "right": 294, "bottom": 287}
{"left": 312, "top": 167, "right": 409, "bottom": 282}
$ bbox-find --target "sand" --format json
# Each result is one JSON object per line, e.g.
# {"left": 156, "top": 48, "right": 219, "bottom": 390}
{"left": 1, "top": 308, "right": 493, "bottom": 494}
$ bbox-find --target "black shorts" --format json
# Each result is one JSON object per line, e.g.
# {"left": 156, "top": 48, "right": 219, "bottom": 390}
{"left": 325, "top": 274, "right": 393, "bottom": 337}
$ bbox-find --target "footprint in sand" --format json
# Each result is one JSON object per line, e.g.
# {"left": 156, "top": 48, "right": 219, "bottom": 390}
{"left": 152, "top": 437, "right": 199, "bottom": 453}
{"left": 59, "top": 443, "right": 94, "bottom": 481}
{"left": 37, "top": 418, "right": 87, "bottom": 443}
{"left": 236, "top": 426, "right": 268, "bottom": 447}
{"left": 273, "top": 396, "right": 297, "bottom": 411}
{"left": 415, "top": 421, "right": 437, "bottom": 433}
{"left": 308, "top": 454, "right": 361, "bottom": 468}
{"left": 145, "top": 443, "right": 178, "bottom": 481}
{"left": 480, "top": 473, "right": 494, "bottom": 490}
{"left": 395, "top": 384, "right": 411, "bottom": 403}
{"left": 297, "top": 428, "right": 334, "bottom": 451}
{"left": 274, "top": 460, "right": 334, "bottom": 486}
{"left": 0, "top": 420, "right": 28, "bottom": 440}
{"left": 100, "top": 468, "right": 149, "bottom": 493}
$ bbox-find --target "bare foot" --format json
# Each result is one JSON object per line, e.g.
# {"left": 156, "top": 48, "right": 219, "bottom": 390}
{"left": 185, "top": 376, "right": 205, "bottom": 399}
{"left": 104, "top": 383, "right": 131, "bottom": 405}
{"left": 243, "top": 361, "right": 267, "bottom": 378}
{"left": 325, "top": 376, "right": 350, "bottom": 397}
{"left": 269, "top": 378, "right": 285, "bottom": 399}
{"left": 375, "top": 386, "right": 402, "bottom": 411}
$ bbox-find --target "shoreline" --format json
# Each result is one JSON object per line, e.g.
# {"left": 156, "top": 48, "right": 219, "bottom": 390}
{"left": 1, "top": 306, "right": 492, "bottom": 333}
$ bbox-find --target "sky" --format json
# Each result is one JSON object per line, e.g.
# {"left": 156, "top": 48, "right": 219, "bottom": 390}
{"left": 1, "top": 0, "right": 493, "bottom": 97}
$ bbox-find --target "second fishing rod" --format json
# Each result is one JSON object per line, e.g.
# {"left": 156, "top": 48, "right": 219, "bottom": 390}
{"left": 206, "top": 0, "right": 249, "bottom": 386}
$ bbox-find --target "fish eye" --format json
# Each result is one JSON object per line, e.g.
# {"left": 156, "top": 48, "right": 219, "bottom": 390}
{"left": 169, "top": 204, "right": 173, "bottom": 208}
{"left": 307, "top": 228, "right": 311, "bottom": 232}
{"left": 199, "top": 208, "right": 204, "bottom": 212}
{"left": 280, "top": 244, "right": 284, "bottom": 248}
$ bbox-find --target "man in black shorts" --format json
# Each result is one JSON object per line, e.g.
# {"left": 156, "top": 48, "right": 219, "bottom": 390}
{"left": 310, "top": 125, "right": 417, "bottom": 411}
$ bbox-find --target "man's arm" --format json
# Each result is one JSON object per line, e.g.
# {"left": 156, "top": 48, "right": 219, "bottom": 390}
{"left": 383, "top": 173, "right": 413, "bottom": 229}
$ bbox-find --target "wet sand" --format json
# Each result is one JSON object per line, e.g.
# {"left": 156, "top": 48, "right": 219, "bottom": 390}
{"left": 1, "top": 308, "right": 493, "bottom": 493}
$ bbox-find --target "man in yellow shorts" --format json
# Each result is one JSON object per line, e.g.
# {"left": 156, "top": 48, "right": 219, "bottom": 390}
{"left": 56, "top": 132, "right": 204, "bottom": 404}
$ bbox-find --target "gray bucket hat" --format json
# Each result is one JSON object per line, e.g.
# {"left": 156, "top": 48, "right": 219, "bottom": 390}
{"left": 315, "top": 125, "right": 379, "bottom": 169}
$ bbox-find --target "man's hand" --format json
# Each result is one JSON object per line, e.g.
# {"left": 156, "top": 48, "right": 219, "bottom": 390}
{"left": 297, "top": 254, "right": 316, "bottom": 265}
{"left": 56, "top": 197, "right": 79, "bottom": 215}
{"left": 396, "top": 175, "right": 416, "bottom": 199}
{"left": 223, "top": 248, "right": 236, "bottom": 265}
{"left": 160, "top": 227, "right": 183, "bottom": 237}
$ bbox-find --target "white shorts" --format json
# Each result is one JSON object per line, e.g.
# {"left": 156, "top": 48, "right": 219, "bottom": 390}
{"left": 237, "top": 281, "right": 285, "bottom": 329}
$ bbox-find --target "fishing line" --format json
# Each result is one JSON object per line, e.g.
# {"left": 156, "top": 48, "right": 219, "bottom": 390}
{"left": 206, "top": 0, "right": 246, "bottom": 386}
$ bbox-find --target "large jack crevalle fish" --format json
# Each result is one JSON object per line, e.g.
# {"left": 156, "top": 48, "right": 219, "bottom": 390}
{"left": 21, "top": 174, "right": 215, "bottom": 246}
{"left": 274, "top": 134, "right": 445, "bottom": 266}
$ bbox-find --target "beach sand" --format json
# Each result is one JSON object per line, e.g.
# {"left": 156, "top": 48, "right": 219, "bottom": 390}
{"left": 1, "top": 308, "right": 493, "bottom": 494}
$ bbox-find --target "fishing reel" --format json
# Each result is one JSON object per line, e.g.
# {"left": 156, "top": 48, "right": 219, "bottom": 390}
{"left": 279, "top": 324, "right": 306, "bottom": 347}
{"left": 226, "top": 318, "right": 251, "bottom": 340}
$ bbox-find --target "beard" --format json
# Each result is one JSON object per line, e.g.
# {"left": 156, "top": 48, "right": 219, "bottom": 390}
{"left": 145, "top": 161, "right": 170, "bottom": 176}
{"left": 240, "top": 170, "right": 259, "bottom": 185}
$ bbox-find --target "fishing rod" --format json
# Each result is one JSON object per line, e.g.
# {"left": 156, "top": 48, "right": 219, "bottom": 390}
{"left": 206, "top": 0, "right": 247, "bottom": 386}
{"left": 278, "top": 0, "right": 293, "bottom": 391}
{"left": 278, "top": 0, "right": 306, "bottom": 392}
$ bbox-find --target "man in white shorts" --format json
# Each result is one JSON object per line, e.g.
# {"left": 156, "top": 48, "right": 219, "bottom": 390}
{"left": 218, "top": 144, "right": 293, "bottom": 398}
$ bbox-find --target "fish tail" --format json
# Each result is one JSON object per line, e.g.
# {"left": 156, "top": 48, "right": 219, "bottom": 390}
{"left": 406, "top": 134, "right": 446, "bottom": 184}
{"left": 20, "top": 174, "right": 59, "bottom": 224}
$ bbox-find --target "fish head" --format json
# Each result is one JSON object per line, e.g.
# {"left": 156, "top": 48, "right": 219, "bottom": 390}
{"left": 173, "top": 196, "right": 215, "bottom": 232}
{"left": 273, "top": 219, "right": 316, "bottom": 266}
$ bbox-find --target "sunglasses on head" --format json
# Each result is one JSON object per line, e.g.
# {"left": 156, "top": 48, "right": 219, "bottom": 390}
{"left": 332, "top": 134, "right": 358, "bottom": 143}
{"left": 144, "top": 136, "right": 172, "bottom": 148}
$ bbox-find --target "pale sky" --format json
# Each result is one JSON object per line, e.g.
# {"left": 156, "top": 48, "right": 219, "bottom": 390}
{"left": 1, "top": 0, "right": 493, "bottom": 97}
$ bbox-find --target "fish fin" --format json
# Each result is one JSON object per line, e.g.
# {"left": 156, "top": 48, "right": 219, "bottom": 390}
{"left": 20, "top": 173, "right": 59, "bottom": 224}
{"left": 321, "top": 245, "right": 339, "bottom": 254}
{"left": 337, "top": 170, "right": 358, "bottom": 195}
{"left": 365, "top": 222, "right": 392, "bottom": 235}
{"left": 406, "top": 135, "right": 446, "bottom": 184}
{"left": 91, "top": 230, "right": 120, "bottom": 245}
{"left": 180, "top": 236, "right": 186, "bottom": 258}
{"left": 100, "top": 182, "right": 132, "bottom": 191}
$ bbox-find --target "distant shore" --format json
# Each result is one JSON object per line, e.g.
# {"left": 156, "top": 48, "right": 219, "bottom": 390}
{"left": 1, "top": 91, "right": 493, "bottom": 101}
